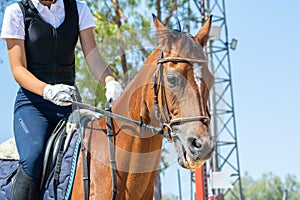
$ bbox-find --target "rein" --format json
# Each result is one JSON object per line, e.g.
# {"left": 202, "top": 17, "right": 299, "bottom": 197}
{"left": 72, "top": 101, "right": 163, "bottom": 135}
{"left": 153, "top": 50, "right": 210, "bottom": 141}
{"left": 104, "top": 101, "right": 117, "bottom": 200}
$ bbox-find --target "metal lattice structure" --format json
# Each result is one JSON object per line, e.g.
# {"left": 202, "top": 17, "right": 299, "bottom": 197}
{"left": 195, "top": 0, "right": 244, "bottom": 199}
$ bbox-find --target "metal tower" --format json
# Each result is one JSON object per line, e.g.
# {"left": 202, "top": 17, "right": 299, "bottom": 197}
{"left": 187, "top": 0, "right": 244, "bottom": 199}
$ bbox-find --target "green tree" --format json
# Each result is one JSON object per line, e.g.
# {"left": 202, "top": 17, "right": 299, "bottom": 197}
{"left": 162, "top": 194, "right": 179, "bottom": 200}
{"left": 75, "top": 0, "right": 152, "bottom": 106}
{"left": 226, "top": 172, "right": 300, "bottom": 200}
{"left": 74, "top": 0, "right": 199, "bottom": 107}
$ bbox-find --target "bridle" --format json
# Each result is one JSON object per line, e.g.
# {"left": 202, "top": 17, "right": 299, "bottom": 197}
{"left": 152, "top": 50, "right": 210, "bottom": 141}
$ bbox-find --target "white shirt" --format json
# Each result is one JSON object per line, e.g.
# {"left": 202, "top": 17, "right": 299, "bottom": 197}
{"left": 0, "top": 0, "right": 96, "bottom": 40}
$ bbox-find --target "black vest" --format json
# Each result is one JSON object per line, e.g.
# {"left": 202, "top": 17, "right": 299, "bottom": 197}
{"left": 18, "top": 0, "right": 79, "bottom": 85}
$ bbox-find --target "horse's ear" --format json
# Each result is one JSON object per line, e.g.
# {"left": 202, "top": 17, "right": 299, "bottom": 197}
{"left": 152, "top": 14, "right": 171, "bottom": 42}
{"left": 152, "top": 14, "right": 167, "bottom": 30}
{"left": 194, "top": 16, "right": 212, "bottom": 47}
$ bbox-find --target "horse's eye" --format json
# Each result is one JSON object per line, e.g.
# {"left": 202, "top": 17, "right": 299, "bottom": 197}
{"left": 166, "top": 75, "right": 178, "bottom": 88}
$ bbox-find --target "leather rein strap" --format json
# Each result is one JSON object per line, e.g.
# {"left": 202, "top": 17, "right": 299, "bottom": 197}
{"left": 153, "top": 50, "right": 209, "bottom": 141}
{"left": 72, "top": 93, "right": 90, "bottom": 200}
{"left": 105, "top": 100, "right": 117, "bottom": 200}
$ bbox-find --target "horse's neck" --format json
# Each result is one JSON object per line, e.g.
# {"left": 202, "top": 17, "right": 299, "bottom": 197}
{"left": 112, "top": 50, "right": 160, "bottom": 125}
{"left": 107, "top": 49, "right": 163, "bottom": 161}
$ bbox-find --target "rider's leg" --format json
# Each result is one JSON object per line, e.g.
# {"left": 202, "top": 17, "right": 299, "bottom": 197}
{"left": 11, "top": 165, "right": 40, "bottom": 200}
{"left": 11, "top": 105, "right": 52, "bottom": 200}
{"left": 11, "top": 100, "right": 72, "bottom": 200}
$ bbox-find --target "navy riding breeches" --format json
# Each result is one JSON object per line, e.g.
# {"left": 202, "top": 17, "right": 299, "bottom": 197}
{"left": 13, "top": 87, "right": 72, "bottom": 179}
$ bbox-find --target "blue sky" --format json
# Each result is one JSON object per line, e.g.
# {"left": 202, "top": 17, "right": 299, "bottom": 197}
{"left": 1, "top": 0, "right": 300, "bottom": 195}
{"left": 226, "top": 0, "right": 300, "bottom": 181}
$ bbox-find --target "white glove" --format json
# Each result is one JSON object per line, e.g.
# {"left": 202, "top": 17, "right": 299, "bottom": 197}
{"left": 43, "top": 84, "right": 76, "bottom": 106}
{"left": 105, "top": 80, "right": 123, "bottom": 102}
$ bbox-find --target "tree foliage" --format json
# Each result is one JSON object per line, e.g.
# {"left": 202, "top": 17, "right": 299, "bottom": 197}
{"left": 75, "top": 0, "right": 200, "bottom": 107}
{"left": 75, "top": 0, "right": 152, "bottom": 106}
{"left": 226, "top": 172, "right": 300, "bottom": 200}
{"left": 162, "top": 194, "right": 179, "bottom": 200}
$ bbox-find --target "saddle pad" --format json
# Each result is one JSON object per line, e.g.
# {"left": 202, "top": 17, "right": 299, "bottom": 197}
{"left": 41, "top": 127, "right": 81, "bottom": 200}
{"left": 0, "top": 127, "right": 80, "bottom": 200}
{"left": 0, "top": 159, "right": 18, "bottom": 200}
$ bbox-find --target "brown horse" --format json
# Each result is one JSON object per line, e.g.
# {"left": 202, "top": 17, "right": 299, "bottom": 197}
{"left": 71, "top": 15, "right": 214, "bottom": 200}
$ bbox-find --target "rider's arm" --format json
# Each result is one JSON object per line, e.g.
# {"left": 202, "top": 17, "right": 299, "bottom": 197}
{"left": 79, "top": 27, "right": 115, "bottom": 84}
{"left": 6, "top": 39, "right": 47, "bottom": 96}
{"left": 2, "top": 4, "right": 47, "bottom": 96}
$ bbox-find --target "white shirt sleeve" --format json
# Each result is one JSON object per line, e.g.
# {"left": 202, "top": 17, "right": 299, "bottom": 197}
{"left": 76, "top": 1, "right": 96, "bottom": 31}
{"left": 0, "top": 3, "right": 25, "bottom": 40}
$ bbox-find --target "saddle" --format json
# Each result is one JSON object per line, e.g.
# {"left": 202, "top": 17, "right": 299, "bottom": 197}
{"left": 41, "top": 116, "right": 70, "bottom": 189}
{"left": 41, "top": 109, "right": 100, "bottom": 188}
{"left": 0, "top": 108, "right": 99, "bottom": 200}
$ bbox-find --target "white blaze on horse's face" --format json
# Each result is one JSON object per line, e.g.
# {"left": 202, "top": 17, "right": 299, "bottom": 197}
{"left": 193, "top": 63, "right": 202, "bottom": 88}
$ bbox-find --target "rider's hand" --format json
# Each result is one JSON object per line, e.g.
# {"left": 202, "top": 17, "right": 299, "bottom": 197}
{"left": 43, "top": 84, "right": 75, "bottom": 106}
{"left": 105, "top": 80, "right": 123, "bottom": 102}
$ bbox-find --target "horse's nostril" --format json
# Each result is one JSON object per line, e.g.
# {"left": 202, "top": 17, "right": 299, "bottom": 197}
{"left": 188, "top": 137, "right": 203, "bottom": 151}
{"left": 193, "top": 139, "right": 202, "bottom": 148}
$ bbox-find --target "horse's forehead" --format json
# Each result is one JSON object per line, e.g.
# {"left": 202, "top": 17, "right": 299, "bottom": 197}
{"left": 166, "top": 59, "right": 213, "bottom": 91}
{"left": 158, "top": 30, "right": 204, "bottom": 58}
{"left": 174, "top": 43, "right": 202, "bottom": 57}
{"left": 157, "top": 31, "right": 213, "bottom": 88}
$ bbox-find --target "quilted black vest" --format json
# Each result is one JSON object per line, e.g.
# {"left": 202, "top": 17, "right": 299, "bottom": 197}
{"left": 18, "top": 0, "right": 79, "bottom": 85}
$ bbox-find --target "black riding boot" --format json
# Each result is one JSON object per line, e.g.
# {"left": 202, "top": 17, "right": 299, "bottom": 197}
{"left": 11, "top": 165, "right": 40, "bottom": 200}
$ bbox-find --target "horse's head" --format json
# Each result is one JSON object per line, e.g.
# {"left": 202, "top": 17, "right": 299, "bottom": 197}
{"left": 151, "top": 15, "right": 214, "bottom": 169}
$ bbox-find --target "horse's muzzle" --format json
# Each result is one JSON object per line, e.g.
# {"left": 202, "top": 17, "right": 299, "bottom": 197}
{"left": 175, "top": 135, "right": 214, "bottom": 169}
